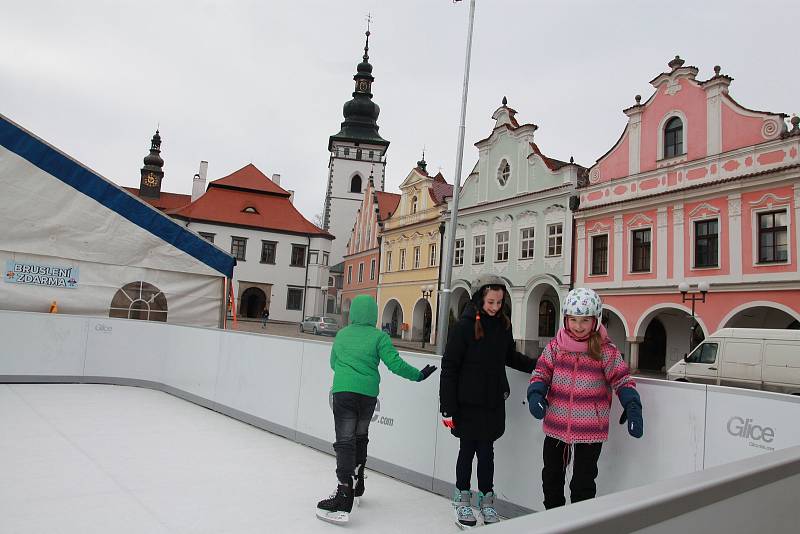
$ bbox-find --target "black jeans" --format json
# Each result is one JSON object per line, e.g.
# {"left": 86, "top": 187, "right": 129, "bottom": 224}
{"left": 542, "top": 436, "right": 603, "bottom": 509}
{"left": 456, "top": 438, "right": 495, "bottom": 494}
{"left": 332, "top": 392, "right": 377, "bottom": 485}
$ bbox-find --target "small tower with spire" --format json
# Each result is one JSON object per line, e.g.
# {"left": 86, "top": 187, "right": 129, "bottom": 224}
{"left": 323, "top": 21, "right": 391, "bottom": 267}
{"left": 139, "top": 129, "right": 164, "bottom": 199}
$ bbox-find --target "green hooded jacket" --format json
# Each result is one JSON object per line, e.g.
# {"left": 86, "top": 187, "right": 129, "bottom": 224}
{"left": 330, "top": 295, "right": 422, "bottom": 397}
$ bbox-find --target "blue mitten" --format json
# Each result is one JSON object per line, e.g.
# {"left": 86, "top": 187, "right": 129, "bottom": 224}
{"left": 526, "top": 382, "right": 548, "bottom": 420}
{"left": 617, "top": 387, "right": 643, "bottom": 438}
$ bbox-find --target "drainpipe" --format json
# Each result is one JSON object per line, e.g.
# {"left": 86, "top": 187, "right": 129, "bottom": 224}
{"left": 374, "top": 233, "right": 383, "bottom": 328}
{"left": 302, "top": 234, "right": 311, "bottom": 319}
{"left": 434, "top": 220, "right": 446, "bottom": 336}
{"left": 568, "top": 195, "right": 580, "bottom": 290}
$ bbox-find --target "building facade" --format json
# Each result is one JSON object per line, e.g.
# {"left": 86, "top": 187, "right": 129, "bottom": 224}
{"left": 378, "top": 160, "right": 451, "bottom": 342}
{"left": 575, "top": 56, "right": 800, "bottom": 372}
{"left": 168, "top": 164, "right": 333, "bottom": 323}
{"left": 447, "top": 99, "right": 586, "bottom": 356}
{"left": 323, "top": 30, "right": 389, "bottom": 268}
{"left": 340, "top": 177, "right": 400, "bottom": 323}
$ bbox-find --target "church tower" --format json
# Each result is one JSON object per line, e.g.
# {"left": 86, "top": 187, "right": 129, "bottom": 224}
{"left": 323, "top": 28, "right": 389, "bottom": 267}
{"left": 139, "top": 129, "right": 164, "bottom": 199}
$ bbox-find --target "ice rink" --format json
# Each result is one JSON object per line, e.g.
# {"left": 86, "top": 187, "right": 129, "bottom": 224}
{"left": 0, "top": 383, "right": 458, "bottom": 533}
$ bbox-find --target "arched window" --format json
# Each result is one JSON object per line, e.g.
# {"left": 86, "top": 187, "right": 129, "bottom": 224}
{"left": 411, "top": 196, "right": 418, "bottom": 214}
{"left": 109, "top": 281, "right": 168, "bottom": 322}
{"left": 664, "top": 117, "right": 683, "bottom": 159}
{"left": 497, "top": 160, "right": 511, "bottom": 186}
{"left": 538, "top": 300, "right": 556, "bottom": 337}
{"left": 350, "top": 175, "right": 362, "bottom": 193}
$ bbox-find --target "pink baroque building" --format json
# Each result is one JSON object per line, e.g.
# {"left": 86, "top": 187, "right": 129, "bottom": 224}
{"left": 574, "top": 56, "right": 800, "bottom": 373}
{"left": 340, "top": 175, "right": 400, "bottom": 323}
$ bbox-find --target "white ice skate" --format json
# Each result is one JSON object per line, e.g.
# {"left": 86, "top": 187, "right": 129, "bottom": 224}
{"left": 354, "top": 464, "right": 366, "bottom": 507}
{"left": 315, "top": 507, "right": 350, "bottom": 524}
{"left": 316, "top": 482, "right": 354, "bottom": 525}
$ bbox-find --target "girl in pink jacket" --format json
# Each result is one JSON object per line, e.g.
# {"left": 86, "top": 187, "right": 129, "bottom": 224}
{"left": 527, "top": 287, "right": 643, "bottom": 509}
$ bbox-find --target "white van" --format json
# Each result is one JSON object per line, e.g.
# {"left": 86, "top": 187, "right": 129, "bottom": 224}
{"left": 666, "top": 328, "right": 800, "bottom": 394}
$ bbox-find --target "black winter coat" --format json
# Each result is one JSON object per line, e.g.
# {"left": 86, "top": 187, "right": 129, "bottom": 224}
{"left": 439, "top": 303, "right": 535, "bottom": 441}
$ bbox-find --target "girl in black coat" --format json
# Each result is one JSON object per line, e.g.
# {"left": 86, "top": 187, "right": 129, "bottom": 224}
{"left": 439, "top": 275, "right": 535, "bottom": 528}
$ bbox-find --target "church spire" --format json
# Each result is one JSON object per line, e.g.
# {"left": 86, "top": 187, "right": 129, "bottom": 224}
{"left": 328, "top": 26, "right": 389, "bottom": 151}
{"left": 139, "top": 128, "right": 164, "bottom": 199}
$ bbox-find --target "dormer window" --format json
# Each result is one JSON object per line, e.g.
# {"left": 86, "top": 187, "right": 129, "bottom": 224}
{"left": 350, "top": 175, "right": 362, "bottom": 193}
{"left": 664, "top": 117, "right": 684, "bottom": 158}
{"left": 411, "top": 195, "right": 418, "bottom": 214}
{"left": 497, "top": 160, "right": 511, "bottom": 186}
{"left": 242, "top": 206, "right": 259, "bottom": 214}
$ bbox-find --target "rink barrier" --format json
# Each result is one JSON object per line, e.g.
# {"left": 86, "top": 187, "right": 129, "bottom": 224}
{"left": 488, "top": 443, "right": 800, "bottom": 533}
{"left": 2, "top": 310, "right": 800, "bottom": 520}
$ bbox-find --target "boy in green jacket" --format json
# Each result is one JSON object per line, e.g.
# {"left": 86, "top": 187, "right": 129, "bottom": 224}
{"left": 316, "top": 295, "right": 437, "bottom": 524}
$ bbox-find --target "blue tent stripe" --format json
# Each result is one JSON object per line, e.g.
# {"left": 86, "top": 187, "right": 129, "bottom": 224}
{"left": 0, "top": 117, "right": 235, "bottom": 278}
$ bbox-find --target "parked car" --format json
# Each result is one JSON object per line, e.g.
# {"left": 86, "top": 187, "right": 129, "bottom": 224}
{"left": 666, "top": 328, "right": 800, "bottom": 394}
{"left": 300, "top": 316, "right": 340, "bottom": 336}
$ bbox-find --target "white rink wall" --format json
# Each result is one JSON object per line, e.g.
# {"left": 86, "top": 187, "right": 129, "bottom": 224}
{"left": 2, "top": 310, "right": 800, "bottom": 514}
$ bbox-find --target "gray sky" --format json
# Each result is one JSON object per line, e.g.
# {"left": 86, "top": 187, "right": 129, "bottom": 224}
{"left": 3, "top": 1, "right": 798, "bottom": 225}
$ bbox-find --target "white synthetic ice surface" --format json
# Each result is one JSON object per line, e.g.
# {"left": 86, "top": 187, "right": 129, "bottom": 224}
{"left": 0, "top": 384, "right": 456, "bottom": 533}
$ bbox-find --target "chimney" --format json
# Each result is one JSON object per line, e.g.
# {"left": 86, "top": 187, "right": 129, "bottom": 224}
{"left": 288, "top": 189, "right": 294, "bottom": 204}
{"left": 191, "top": 161, "right": 208, "bottom": 202}
{"left": 272, "top": 173, "right": 281, "bottom": 186}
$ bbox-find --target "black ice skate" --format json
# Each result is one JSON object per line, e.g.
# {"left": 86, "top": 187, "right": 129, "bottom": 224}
{"left": 354, "top": 464, "right": 366, "bottom": 505}
{"left": 316, "top": 481, "right": 354, "bottom": 524}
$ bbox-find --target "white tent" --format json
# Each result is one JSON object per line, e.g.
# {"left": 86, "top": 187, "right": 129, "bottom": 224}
{"left": 0, "top": 113, "right": 235, "bottom": 327}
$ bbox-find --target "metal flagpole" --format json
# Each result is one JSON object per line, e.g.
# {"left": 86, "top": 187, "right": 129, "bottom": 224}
{"left": 435, "top": 0, "right": 476, "bottom": 356}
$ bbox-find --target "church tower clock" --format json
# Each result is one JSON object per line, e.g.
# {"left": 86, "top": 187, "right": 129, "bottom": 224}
{"left": 139, "top": 129, "right": 164, "bottom": 199}
{"left": 323, "top": 28, "right": 390, "bottom": 268}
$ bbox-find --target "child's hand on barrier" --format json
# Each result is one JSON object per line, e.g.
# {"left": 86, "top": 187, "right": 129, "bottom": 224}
{"left": 619, "top": 402, "right": 643, "bottom": 438}
{"left": 418, "top": 364, "right": 437, "bottom": 381}
{"left": 618, "top": 387, "right": 644, "bottom": 438}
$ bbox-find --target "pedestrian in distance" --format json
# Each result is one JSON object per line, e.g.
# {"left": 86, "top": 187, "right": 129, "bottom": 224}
{"left": 316, "top": 294, "right": 437, "bottom": 524}
{"left": 261, "top": 307, "right": 269, "bottom": 328}
{"left": 439, "top": 274, "right": 536, "bottom": 529}
{"left": 527, "top": 287, "right": 643, "bottom": 510}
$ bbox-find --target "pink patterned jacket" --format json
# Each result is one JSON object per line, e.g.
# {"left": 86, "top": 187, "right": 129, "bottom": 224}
{"left": 530, "top": 327, "right": 636, "bottom": 444}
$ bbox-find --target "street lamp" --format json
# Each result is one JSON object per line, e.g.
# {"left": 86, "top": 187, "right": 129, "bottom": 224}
{"left": 421, "top": 284, "right": 434, "bottom": 348}
{"left": 679, "top": 281, "right": 710, "bottom": 353}
{"left": 321, "top": 285, "right": 329, "bottom": 318}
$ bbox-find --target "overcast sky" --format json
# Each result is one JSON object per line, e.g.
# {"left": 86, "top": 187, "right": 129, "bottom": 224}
{"left": 3, "top": 1, "right": 798, "bottom": 225}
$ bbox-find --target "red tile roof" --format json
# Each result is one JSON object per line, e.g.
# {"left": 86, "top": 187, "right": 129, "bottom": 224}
{"left": 429, "top": 175, "right": 454, "bottom": 206}
{"left": 375, "top": 191, "right": 400, "bottom": 221}
{"left": 168, "top": 164, "right": 332, "bottom": 238}
{"left": 529, "top": 142, "right": 580, "bottom": 172}
{"left": 124, "top": 187, "right": 192, "bottom": 211}
{"left": 208, "top": 163, "right": 292, "bottom": 196}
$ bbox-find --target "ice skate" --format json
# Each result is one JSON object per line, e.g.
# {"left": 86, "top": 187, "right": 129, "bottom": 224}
{"left": 316, "top": 480, "right": 354, "bottom": 525}
{"left": 452, "top": 488, "right": 477, "bottom": 529}
{"left": 354, "top": 463, "right": 366, "bottom": 506}
{"left": 478, "top": 491, "right": 500, "bottom": 525}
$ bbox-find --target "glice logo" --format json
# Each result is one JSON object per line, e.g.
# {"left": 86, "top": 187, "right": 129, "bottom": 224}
{"left": 727, "top": 416, "right": 775, "bottom": 444}
{"left": 369, "top": 398, "right": 394, "bottom": 427}
{"left": 95, "top": 324, "right": 113, "bottom": 333}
